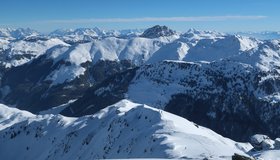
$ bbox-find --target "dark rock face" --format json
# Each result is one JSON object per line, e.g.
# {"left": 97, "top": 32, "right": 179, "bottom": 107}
{"left": 249, "top": 134, "right": 276, "bottom": 151}
{"left": 140, "top": 25, "right": 176, "bottom": 38}
{"left": 23, "top": 36, "right": 49, "bottom": 42}
{"left": 232, "top": 153, "right": 254, "bottom": 160}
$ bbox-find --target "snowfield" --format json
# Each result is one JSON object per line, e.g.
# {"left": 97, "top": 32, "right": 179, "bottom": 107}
{"left": 0, "top": 100, "right": 253, "bottom": 160}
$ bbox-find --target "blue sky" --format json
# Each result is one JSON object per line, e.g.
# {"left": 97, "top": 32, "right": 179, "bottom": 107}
{"left": 0, "top": 0, "right": 279, "bottom": 32}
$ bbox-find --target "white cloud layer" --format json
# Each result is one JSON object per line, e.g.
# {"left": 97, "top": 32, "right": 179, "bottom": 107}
{"left": 37, "top": 16, "right": 266, "bottom": 24}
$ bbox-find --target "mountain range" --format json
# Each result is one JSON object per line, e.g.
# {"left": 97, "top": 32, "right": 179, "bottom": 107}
{"left": 237, "top": 31, "right": 280, "bottom": 40}
{"left": 0, "top": 25, "right": 280, "bottom": 159}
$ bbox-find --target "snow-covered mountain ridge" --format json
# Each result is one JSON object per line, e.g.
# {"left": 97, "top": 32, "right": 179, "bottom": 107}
{"left": 0, "top": 100, "right": 255, "bottom": 160}
{"left": 62, "top": 59, "right": 280, "bottom": 141}
{"left": 1, "top": 26, "right": 277, "bottom": 71}
{"left": 0, "top": 28, "right": 40, "bottom": 40}
{"left": 237, "top": 31, "right": 280, "bottom": 40}
{"left": 0, "top": 26, "right": 275, "bottom": 83}
{"left": 0, "top": 25, "right": 280, "bottom": 143}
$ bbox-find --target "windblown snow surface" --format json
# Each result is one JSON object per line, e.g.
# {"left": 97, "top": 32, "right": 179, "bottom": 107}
{"left": 0, "top": 100, "right": 252, "bottom": 160}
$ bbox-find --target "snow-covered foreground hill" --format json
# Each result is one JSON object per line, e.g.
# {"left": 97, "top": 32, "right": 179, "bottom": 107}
{"left": 0, "top": 100, "right": 253, "bottom": 160}
{"left": 62, "top": 59, "right": 280, "bottom": 141}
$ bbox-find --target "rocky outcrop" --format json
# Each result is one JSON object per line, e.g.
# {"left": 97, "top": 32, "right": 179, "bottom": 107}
{"left": 140, "top": 25, "right": 176, "bottom": 38}
{"left": 250, "top": 134, "right": 280, "bottom": 151}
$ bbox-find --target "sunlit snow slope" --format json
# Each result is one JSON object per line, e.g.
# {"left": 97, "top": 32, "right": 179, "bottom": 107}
{"left": 0, "top": 100, "right": 251, "bottom": 160}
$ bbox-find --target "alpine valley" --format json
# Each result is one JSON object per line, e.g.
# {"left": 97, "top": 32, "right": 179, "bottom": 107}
{"left": 0, "top": 25, "right": 280, "bottom": 160}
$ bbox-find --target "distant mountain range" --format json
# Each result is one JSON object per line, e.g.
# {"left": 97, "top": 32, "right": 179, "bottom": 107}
{"left": 0, "top": 25, "right": 280, "bottom": 159}
{"left": 0, "top": 27, "right": 144, "bottom": 41}
{"left": 236, "top": 31, "right": 280, "bottom": 40}
{"left": 1, "top": 27, "right": 280, "bottom": 41}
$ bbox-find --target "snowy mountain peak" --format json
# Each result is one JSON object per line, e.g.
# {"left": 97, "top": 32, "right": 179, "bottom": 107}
{"left": 49, "top": 28, "right": 75, "bottom": 36}
{"left": 73, "top": 27, "right": 105, "bottom": 36}
{"left": 48, "top": 27, "right": 107, "bottom": 42}
{"left": 186, "top": 28, "right": 202, "bottom": 34}
{"left": 236, "top": 31, "right": 280, "bottom": 40}
{"left": 141, "top": 25, "right": 176, "bottom": 38}
{"left": 0, "top": 99, "right": 252, "bottom": 159}
{"left": 181, "top": 28, "right": 225, "bottom": 44}
{"left": 0, "top": 28, "right": 40, "bottom": 39}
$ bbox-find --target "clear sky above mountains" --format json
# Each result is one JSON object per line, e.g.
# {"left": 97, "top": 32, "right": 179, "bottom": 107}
{"left": 0, "top": 0, "right": 279, "bottom": 32}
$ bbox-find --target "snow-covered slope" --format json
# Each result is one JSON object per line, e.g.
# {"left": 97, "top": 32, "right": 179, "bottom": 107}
{"left": 0, "top": 104, "right": 33, "bottom": 130}
{"left": 181, "top": 28, "right": 225, "bottom": 45}
{"left": 49, "top": 28, "right": 143, "bottom": 42}
{"left": 183, "top": 35, "right": 260, "bottom": 62}
{"left": 0, "top": 99, "right": 252, "bottom": 160}
{"left": 128, "top": 59, "right": 279, "bottom": 110}
{"left": 36, "top": 36, "right": 172, "bottom": 85}
{"left": 0, "top": 38, "right": 69, "bottom": 68}
{"left": 0, "top": 26, "right": 270, "bottom": 79}
{"left": 252, "top": 150, "right": 280, "bottom": 160}
{"left": 64, "top": 58, "right": 280, "bottom": 141}
{"left": 0, "top": 28, "right": 39, "bottom": 40}
{"left": 1, "top": 26, "right": 266, "bottom": 85}
{"left": 248, "top": 134, "right": 280, "bottom": 160}
{"left": 1, "top": 26, "right": 280, "bottom": 143}
{"left": 49, "top": 28, "right": 105, "bottom": 42}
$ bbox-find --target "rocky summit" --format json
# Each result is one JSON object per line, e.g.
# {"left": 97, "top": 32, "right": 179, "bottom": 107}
{"left": 140, "top": 25, "right": 176, "bottom": 38}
